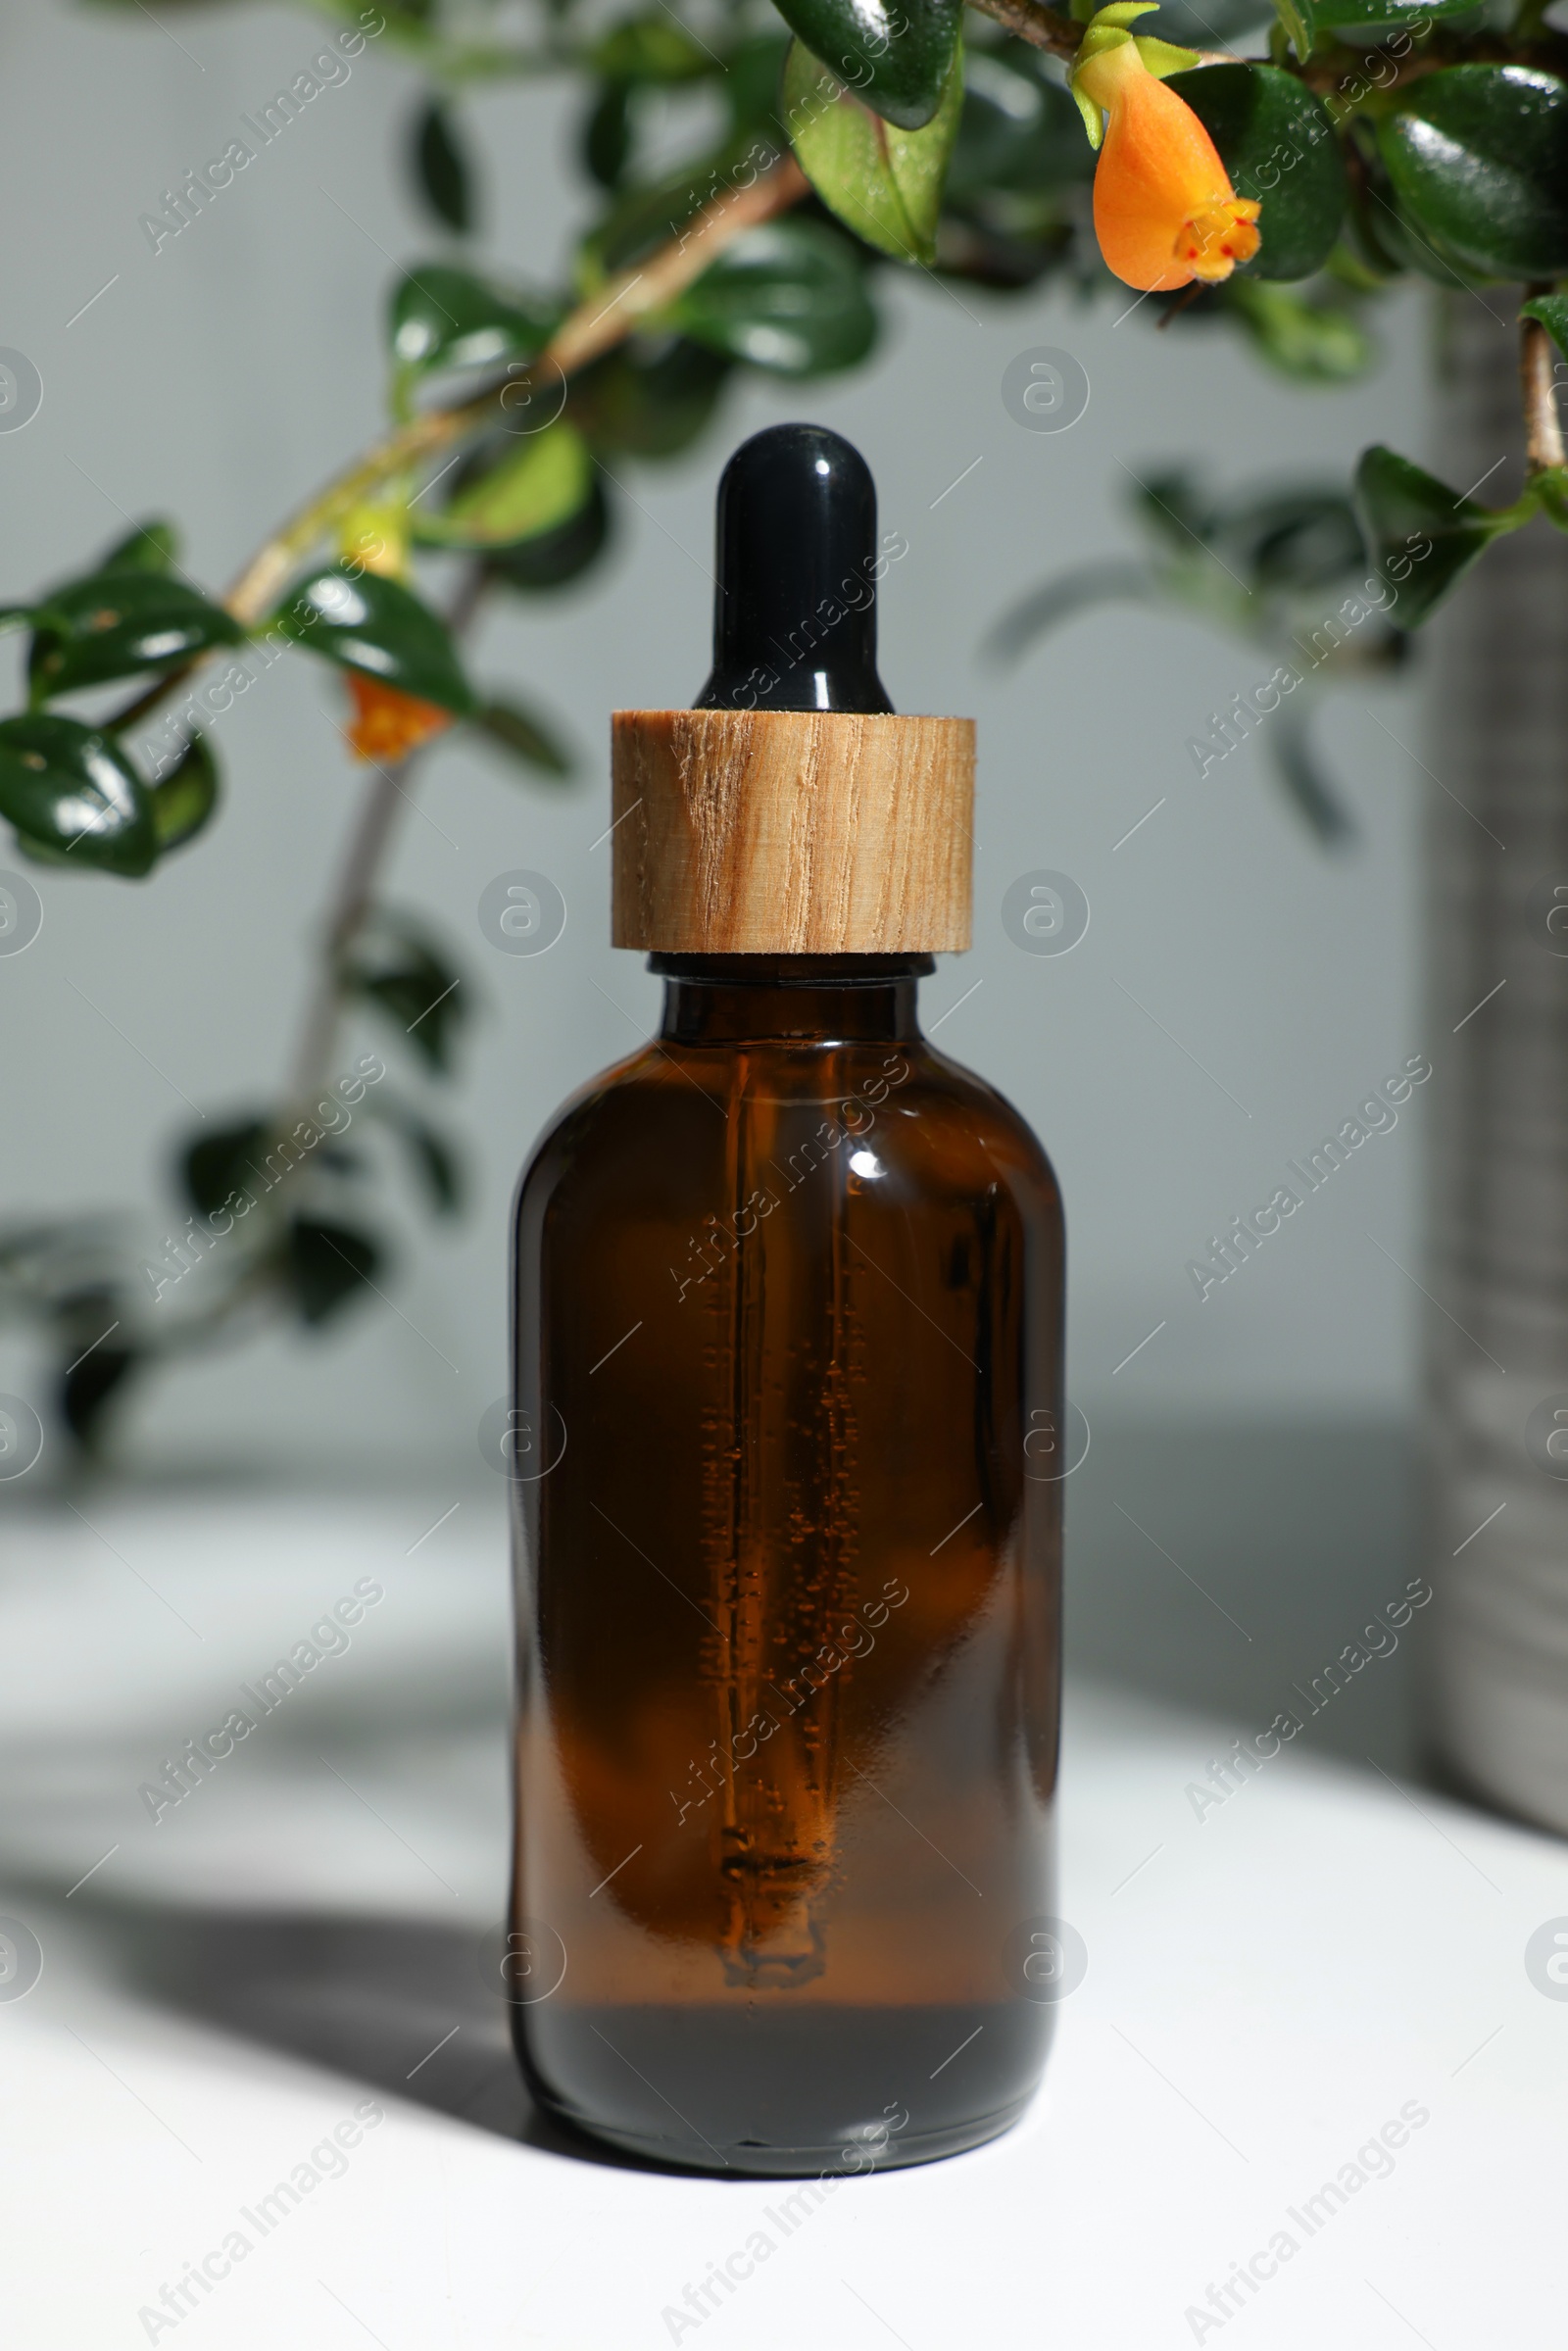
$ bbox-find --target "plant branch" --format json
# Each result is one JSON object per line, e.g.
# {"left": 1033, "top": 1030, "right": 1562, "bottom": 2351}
{"left": 964, "top": 0, "right": 1241, "bottom": 63}
{"left": 289, "top": 561, "right": 491, "bottom": 1103}
{"left": 112, "top": 152, "right": 810, "bottom": 735}
{"left": 224, "top": 152, "right": 808, "bottom": 628}
{"left": 965, "top": 0, "right": 1082, "bottom": 57}
{"left": 1521, "top": 286, "right": 1566, "bottom": 473}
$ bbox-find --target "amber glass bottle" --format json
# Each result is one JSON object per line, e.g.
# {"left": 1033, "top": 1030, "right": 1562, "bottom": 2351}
{"left": 508, "top": 427, "right": 1064, "bottom": 2175}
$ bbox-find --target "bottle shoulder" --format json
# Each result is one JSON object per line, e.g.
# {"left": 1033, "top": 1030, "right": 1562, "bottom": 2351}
{"left": 515, "top": 1032, "right": 1061, "bottom": 1231}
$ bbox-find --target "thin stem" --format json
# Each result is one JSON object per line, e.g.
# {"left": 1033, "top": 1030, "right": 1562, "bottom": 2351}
{"left": 289, "top": 759, "right": 410, "bottom": 1102}
{"left": 1521, "top": 285, "right": 1566, "bottom": 472}
{"left": 289, "top": 561, "right": 491, "bottom": 1102}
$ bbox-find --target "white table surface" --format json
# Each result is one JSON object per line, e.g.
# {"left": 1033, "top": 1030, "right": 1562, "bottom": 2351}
{"left": 2, "top": 1477, "right": 1565, "bottom": 2349}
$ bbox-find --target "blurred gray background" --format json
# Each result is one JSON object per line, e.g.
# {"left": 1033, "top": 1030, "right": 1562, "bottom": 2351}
{"left": 0, "top": 0, "right": 1428, "bottom": 1493}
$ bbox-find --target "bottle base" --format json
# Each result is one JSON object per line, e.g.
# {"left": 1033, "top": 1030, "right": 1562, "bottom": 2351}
{"left": 514, "top": 1999, "right": 1051, "bottom": 2178}
{"left": 527, "top": 2082, "right": 1039, "bottom": 2177}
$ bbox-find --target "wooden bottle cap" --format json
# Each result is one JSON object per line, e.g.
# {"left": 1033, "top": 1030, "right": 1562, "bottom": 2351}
{"left": 610, "top": 708, "right": 974, "bottom": 955}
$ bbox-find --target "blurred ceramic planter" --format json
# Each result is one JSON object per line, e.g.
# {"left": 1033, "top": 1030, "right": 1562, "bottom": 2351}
{"left": 1422, "top": 301, "right": 1568, "bottom": 1833}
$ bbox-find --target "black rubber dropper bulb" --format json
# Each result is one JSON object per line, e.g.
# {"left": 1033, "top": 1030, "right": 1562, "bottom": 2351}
{"left": 695, "top": 422, "right": 895, "bottom": 715}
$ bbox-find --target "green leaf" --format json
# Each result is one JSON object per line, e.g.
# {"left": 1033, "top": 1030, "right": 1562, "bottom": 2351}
{"left": 773, "top": 0, "right": 961, "bottom": 129}
{"left": 1165, "top": 65, "right": 1345, "bottom": 280}
{"left": 414, "top": 423, "right": 593, "bottom": 550}
{"left": 340, "top": 911, "right": 468, "bottom": 1075}
{"left": 98, "top": 519, "right": 179, "bottom": 574}
{"left": 62, "top": 1336, "right": 139, "bottom": 1450}
{"left": 586, "top": 135, "right": 788, "bottom": 277}
{"left": 486, "top": 479, "right": 613, "bottom": 592}
{"left": 1353, "top": 444, "right": 1500, "bottom": 627}
{"left": 389, "top": 264, "right": 560, "bottom": 377}
{"left": 566, "top": 338, "right": 731, "bottom": 458}
{"left": 784, "top": 40, "right": 964, "bottom": 266}
{"left": 412, "top": 96, "right": 473, "bottom": 233}
{"left": 1222, "top": 278, "right": 1374, "bottom": 381}
{"left": 270, "top": 565, "right": 476, "bottom": 714}
{"left": 1270, "top": 0, "right": 1314, "bottom": 63}
{"left": 0, "top": 715, "right": 157, "bottom": 875}
{"left": 285, "top": 1218, "right": 383, "bottom": 1328}
{"left": 590, "top": 14, "right": 711, "bottom": 82}
{"left": 1269, "top": 696, "right": 1355, "bottom": 846}
{"left": 1378, "top": 67, "right": 1568, "bottom": 279}
{"left": 1522, "top": 290, "right": 1568, "bottom": 364}
{"left": 183, "top": 1118, "right": 271, "bottom": 1217}
{"left": 662, "top": 218, "right": 877, "bottom": 374}
{"left": 1219, "top": 490, "right": 1367, "bottom": 595}
{"left": 28, "top": 571, "right": 243, "bottom": 697}
{"left": 470, "top": 697, "right": 575, "bottom": 778}
{"left": 149, "top": 730, "right": 219, "bottom": 854}
{"left": 583, "top": 82, "right": 634, "bottom": 189}
{"left": 725, "top": 33, "right": 794, "bottom": 132}
{"left": 366, "top": 1097, "right": 465, "bottom": 1216}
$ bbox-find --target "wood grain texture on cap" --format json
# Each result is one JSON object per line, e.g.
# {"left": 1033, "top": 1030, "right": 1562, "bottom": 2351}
{"left": 611, "top": 710, "right": 974, "bottom": 953}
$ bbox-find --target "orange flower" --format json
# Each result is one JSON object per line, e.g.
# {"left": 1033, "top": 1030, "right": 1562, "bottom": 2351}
{"left": 1076, "top": 36, "right": 1260, "bottom": 293}
{"left": 343, "top": 672, "right": 454, "bottom": 765}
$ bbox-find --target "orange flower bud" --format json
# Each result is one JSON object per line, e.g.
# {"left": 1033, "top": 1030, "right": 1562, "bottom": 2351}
{"left": 343, "top": 672, "right": 454, "bottom": 764}
{"left": 1076, "top": 39, "right": 1260, "bottom": 294}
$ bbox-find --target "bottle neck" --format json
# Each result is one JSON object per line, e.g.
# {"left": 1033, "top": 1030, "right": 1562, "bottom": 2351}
{"left": 653, "top": 955, "right": 931, "bottom": 1046}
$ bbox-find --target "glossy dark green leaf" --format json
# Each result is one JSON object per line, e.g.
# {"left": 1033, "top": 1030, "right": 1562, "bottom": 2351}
{"left": 1353, "top": 444, "right": 1498, "bottom": 626}
{"left": 663, "top": 218, "right": 876, "bottom": 374}
{"left": 29, "top": 571, "right": 243, "bottom": 696}
{"left": 183, "top": 1118, "right": 270, "bottom": 1218}
{"left": 1165, "top": 66, "right": 1344, "bottom": 280}
{"left": 389, "top": 264, "right": 560, "bottom": 377}
{"left": 285, "top": 1218, "right": 383, "bottom": 1328}
{"left": 1378, "top": 67, "right": 1568, "bottom": 278}
{"left": 725, "top": 32, "right": 794, "bottom": 131}
{"left": 0, "top": 715, "right": 157, "bottom": 875}
{"left": 149, "top": 730, "right": 219, "bottom": 853}
{"left": 784, "top": 40, "right": 963, "bottom": 265}
{"left": 773, "top": 0, "right": 961, "bottom": 129}
{"left": 270, "top": 565, "right": 476, "bottom": 714}
{"left": 341, "top": 911, "right": 468, "bottom": 1076}
{"left": 591, "top": 14, "right": 711, "bottom": 82}
{"left": 98, "top": 519, "right": 179, "bottom": 574}
{"left": 946, "top": 41, "right": 1095, "bottom": 202}
{"left": 470, "top": 697, "right": 575, "bottom": 779}
{"left": 567, "top": 338, "right": 731, "bottom": 459}
{"left": 412, "top": 96, "right": 473, "bottom": 233}
{"left": 414, "top": 424, "right": 593, "bottom": 550}
{"left": 1223, "top": 278, "right": 1374, "bottom": 380}
{"left": 483, "top": 481, "right": 612, "bottom": 597}
{"left": 583, "top": 83, "right": 634, "bottom": 188}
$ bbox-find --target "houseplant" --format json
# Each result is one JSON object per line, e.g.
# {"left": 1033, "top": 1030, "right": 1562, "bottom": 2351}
{"left": 5, "top": 0, "right": 1568, "bottom": 1819}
